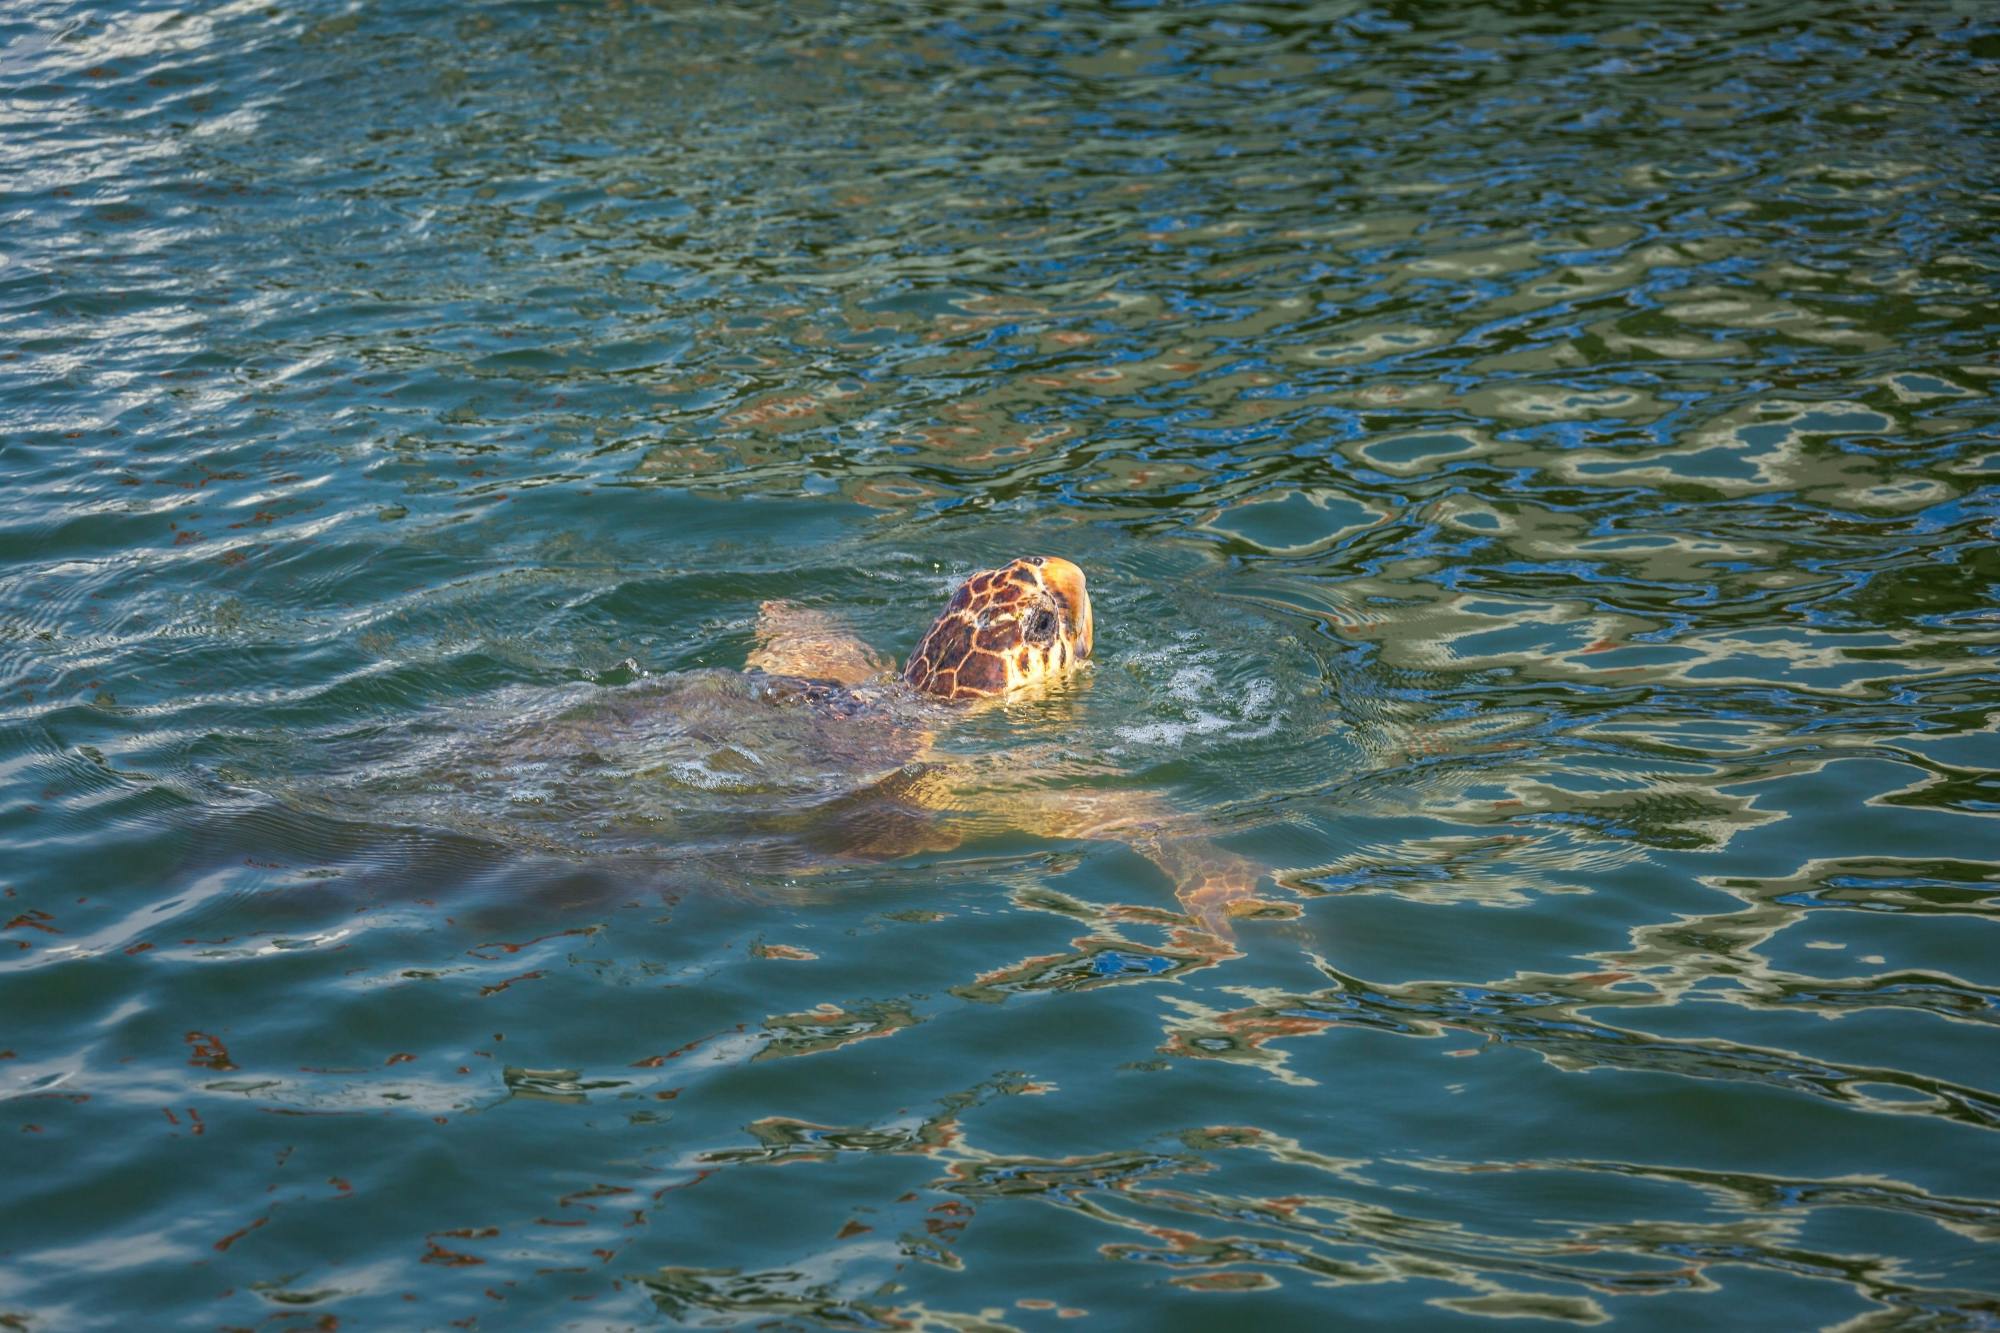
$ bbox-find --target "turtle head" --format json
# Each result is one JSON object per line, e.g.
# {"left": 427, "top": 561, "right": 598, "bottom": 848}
{"left": 903, "top": 557, "right": 1094, "bottom": 703}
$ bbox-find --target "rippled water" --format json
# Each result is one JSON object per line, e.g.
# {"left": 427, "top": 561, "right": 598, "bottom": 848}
{"left": 4, "top": 2, "right": 1999, "bottom": 1328}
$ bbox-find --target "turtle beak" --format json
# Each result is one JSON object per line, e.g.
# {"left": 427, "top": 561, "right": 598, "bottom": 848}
{"left": 1038, "top": 557, "right": 1092, "bottom": 663}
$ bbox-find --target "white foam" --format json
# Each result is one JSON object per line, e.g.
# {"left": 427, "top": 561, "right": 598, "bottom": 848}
{"left": 665, "top": 759, "right": 739, "bottom": 790}
{"left": 1114, "top": 663, "right": 1280, "bottom": 750}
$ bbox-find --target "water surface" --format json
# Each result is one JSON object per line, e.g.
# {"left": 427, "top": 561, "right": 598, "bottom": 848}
{"left": 3, "top": 2, "right": 1999, "bottom": 1328}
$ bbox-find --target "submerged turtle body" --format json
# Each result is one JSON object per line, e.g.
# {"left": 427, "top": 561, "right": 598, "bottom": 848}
{"left": 326, "top": 556, "right": 1261, "bottom": 929}
{"left": 517, "top": 667, "right": 927, "bottom": 804}
{"left": 384, "top": 558, "right": 1095, "bottom": 858}
{"left": 459, "top": 665, "right": 951, "bottom": 864}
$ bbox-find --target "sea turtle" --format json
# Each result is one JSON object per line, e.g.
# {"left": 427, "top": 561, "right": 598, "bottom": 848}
{"left": 331, "top": 557, "right": 1264, "bottom": 933}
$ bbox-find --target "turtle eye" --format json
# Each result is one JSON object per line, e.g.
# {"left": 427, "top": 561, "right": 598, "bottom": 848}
{"left": 1026, "top": 608, "right": 1058, "bottom": 643}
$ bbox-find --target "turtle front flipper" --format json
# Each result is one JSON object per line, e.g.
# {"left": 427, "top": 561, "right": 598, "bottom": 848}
{"left": 1133, "top": 830, "right": 1269, "bottom": 938}
{"left": 993, "top": 784, "right": 1278, "bottom": 938}
{"left": 748, "top": 600, "right": 891, "bottom": 686}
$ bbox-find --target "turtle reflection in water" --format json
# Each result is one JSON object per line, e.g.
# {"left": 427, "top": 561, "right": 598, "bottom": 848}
{"left": 399, "top": 557, "right": 1264, "bottom": 932}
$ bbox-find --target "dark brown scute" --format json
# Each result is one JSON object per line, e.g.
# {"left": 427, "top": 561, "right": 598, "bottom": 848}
{"left": 927, "top": 617, "right": 973, "bottom": 666}
{"left": 974, "top": 624, "right": 1015, "bottom": 652}
{"left": 956, "top": 651, "right": 1005, "bottom": 693}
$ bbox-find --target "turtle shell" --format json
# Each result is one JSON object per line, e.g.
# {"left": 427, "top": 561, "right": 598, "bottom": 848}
{"left": 311, "top": 669, "right": 945, "bottom": 862}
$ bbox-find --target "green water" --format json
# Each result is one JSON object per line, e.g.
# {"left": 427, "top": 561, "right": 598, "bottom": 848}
{"left": 3, "top": 2, "right": 1999, "bottom": 1328}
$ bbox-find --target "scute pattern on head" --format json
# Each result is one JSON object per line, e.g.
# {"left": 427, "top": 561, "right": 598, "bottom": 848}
{"left": 904, "top": 556, "right": 1094, "bottom": 702}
